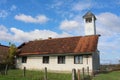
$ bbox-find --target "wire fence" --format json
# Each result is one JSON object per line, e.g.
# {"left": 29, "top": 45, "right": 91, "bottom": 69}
{"left": 1, "top": 65, "right": 120, "bottom": 80}
{"left": 0, "top": 67, "right": 92, "bottom": 80}
{"left": 0, "top": 67, "right": 71, "bottom": 80}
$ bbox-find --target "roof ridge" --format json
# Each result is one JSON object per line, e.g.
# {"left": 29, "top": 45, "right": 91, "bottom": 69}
{"left": 28, "top": 35, "right": 100, "bottom": 42}
{"left": 28, "top": 36, "right": 82, "bottom": 42}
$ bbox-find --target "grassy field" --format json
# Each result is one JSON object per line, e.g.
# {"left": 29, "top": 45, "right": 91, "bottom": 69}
{"left": 0, "top": 69, "right": 120, "bottom": 80}
{"left": 93, "top": 71, "right": 120, "bottom": 80}
{"left": 0, "top": 69, "right": 71, "bottom": 80}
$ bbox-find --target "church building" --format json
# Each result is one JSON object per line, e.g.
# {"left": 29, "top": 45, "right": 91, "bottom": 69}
{"left": 16, "top": 12, "right": 100, "bottom": 74}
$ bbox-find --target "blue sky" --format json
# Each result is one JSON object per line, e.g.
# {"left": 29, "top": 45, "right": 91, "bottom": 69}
{"left": 0, "top": 0, "right": 120, "bottom": 64}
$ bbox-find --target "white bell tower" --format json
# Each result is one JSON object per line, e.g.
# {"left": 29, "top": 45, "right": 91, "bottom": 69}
{"left": 83, "top": 12, "right": 96, "bottom": 35}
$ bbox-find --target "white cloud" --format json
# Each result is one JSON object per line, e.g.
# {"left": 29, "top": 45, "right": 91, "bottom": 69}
{"left": 60, "top": 20, "right": 80, "bottom": 31}
{"left": 0, "top": 25, "right": 8, "bottom": 32}
{"left": 0, "top": 25, "right": 71, "bottom": 43}
{"left": 72, "top": 2, "right": 92, "bottom": 11}
{"left": 96, "top": 12, "right": 120, "bottom": 35}
{"left": 11, "top": 28, "right": 59, "bottom": 42}
{"left": 15, "top": 14, "right": 49, "bottom": 24}
{"left": 10, "top": 28, "right": 72, "bottom": 42}
{"left": 0, "top": 10, "right": 8, "bottom": 18}
{"left": 0, "top": 25, "right": 12, "bottom": 41}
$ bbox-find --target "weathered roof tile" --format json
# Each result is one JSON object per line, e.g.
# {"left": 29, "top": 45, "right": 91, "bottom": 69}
{"left": 18, "top": 35, "right": 100, "bottom": 56}
{"left": 0, "top": 45, "right": 9, "bottom": 63}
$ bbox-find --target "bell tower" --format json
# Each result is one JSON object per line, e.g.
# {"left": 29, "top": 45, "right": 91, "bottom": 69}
{"left": 83, "top": 12, "right": 96, "bottom": 35}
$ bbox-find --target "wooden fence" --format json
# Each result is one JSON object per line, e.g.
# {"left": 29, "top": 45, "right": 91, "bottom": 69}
{"left": 0, "top": 66, "right": 95, "bottom": 80}
{"left": 0, "top": 63, "right": 8, "bottom": 75}
{"left": 72, "top": 67, "right": 94, "bottom": 80}
{"left": 22, "top": 67, "right": 93, "bottom": 80}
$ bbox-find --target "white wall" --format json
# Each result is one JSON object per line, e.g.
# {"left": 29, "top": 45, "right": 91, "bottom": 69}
{"left": 16, "top": 55, "right": 93, "bottom": 72}
{"left": 84, "top": 17, "right": 96, "bottom": 35}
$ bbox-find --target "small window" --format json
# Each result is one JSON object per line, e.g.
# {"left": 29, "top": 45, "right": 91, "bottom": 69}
{"left": 86, "top": 55, "right": 89, "bottom": 64}
{"left": 58, "top": 56, "right": 65, "bottom": 64}
{"left": 43, "top": 56, "right": 49, "bottom": 64}
{"left": 86, "top": 18, "right": 92, "bottom": 23}
{"left": 22, "top": 56, "right": 27, "bottom": 63}
{"left": 74, "top": 55, "right": 83, "bottom": 64}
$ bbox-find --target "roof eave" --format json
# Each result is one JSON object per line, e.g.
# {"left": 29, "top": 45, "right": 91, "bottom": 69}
{"left": 18, "top": 52, "right": 96, "bottom": 56}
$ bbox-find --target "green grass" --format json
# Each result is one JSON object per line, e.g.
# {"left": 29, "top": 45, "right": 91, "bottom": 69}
{"left": 0, "top": 69, "right": 71, "bottom": 80}
{"left": 93, "top": 71, "right": 120, "bottom": 80}
{"left": 1, "top": 69, "right": 120, "bottom": 80}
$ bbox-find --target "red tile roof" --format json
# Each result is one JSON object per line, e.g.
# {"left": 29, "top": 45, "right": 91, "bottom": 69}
{"left": 18, "top": 35, "right": 100, "bottom": 56}
{"left": 0, "top": 45, "right": 9, "bottom": 63}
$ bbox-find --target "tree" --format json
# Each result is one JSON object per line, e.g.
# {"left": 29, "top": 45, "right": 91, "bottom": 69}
{"left": 3, "top": 43, "right": 17, "bottom": 75}
{"left": 8, "top": 43, "right": 17, "bottom": 65}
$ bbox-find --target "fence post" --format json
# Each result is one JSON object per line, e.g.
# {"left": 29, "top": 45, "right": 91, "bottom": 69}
{"left": 5, "top": 64, "right": 8, "bottom": 75}
{"left": 77, "top": 69, "right": 80, "bottom": 80}
{"left": 92, "top": 70, "right": 95, "bottom": 77}
{"left": 23, "top": 67, "right": 26, "bottom": 77}
{"left": 82, "top": 68, "right": 85, "bottom": 80}
{"left": 72, "top": 68, "right": 76, "bottom": 80}
{"left": 87, "top": 67, "right": 89, "bottom": 76}
{"left": 44, "top": 67, "right": 47, "bottom": 80}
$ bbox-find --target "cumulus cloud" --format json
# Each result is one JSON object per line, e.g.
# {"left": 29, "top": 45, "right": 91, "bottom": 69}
{"left": 96, "top": 12, "right": 120, "bottom": 43}
{"left": 96, "top": 12, "right": 120, "bottom": 36}
{"left": 0, "top": 25, "right": 12, "bottom": 41}
{"left": 15, "top": 14, "right": 49, "bottom": 24}
{"left": 60, "top": 20, "right": 80, "bottom": 31}
{"left": 0, "top": 25, "right": 71, "bottom": 43}
{"left": 11, "top": 28, "right": 72, "bottom": 42}
{"left": 10, "top": 28, "right": 59, "bottom": 42}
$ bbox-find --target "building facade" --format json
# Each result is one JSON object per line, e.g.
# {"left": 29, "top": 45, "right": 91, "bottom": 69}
{"left": 16, "top": 12, "right": 100, "bottom": 73}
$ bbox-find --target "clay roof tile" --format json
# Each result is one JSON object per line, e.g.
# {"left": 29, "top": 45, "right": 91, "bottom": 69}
{"left": 18, "top": 35, "right": 100, "bottom": 56}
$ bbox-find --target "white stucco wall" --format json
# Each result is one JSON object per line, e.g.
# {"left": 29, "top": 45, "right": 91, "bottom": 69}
{"left": 84, "top": 17, "right": 96, "bottom": 35}
{"left": 16, "top": 55, "right": 93, "bottom": 72}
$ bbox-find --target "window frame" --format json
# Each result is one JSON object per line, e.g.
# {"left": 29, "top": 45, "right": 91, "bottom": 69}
{"left": 43, "top": 56, "right": 49, "bottom": 64}
{"left": 74, "top": 55, "right": 83, "bottom": 64}
{"left": 58, "top": 56, "right": 65, "bottom": 64}
{"left": 86, "top": 55, "right": 89, "bottom": 64}
{"left": 86, "top": 18, "right": 92, "bottom": 23}
{"left": 22, "top": 56, "right": 27, "bottom": 63}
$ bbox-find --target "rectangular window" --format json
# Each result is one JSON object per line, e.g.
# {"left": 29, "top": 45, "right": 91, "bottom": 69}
{"left": 74, "top": 55, "right": 83, "bottom": 64}
{"left": 58, "top": 56, "right": 65, "bottom": 64}
{"left": 43, "top": 56, "right": 49, "bottom": 64}
{"left": 86, "top": 55, "right": 89, "bottom": 64}
{"left": 86, "top": 18, "right": 92, "bottom": 23}
{"left": 22, "top": 56, "right": 27, "bottom": 63}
